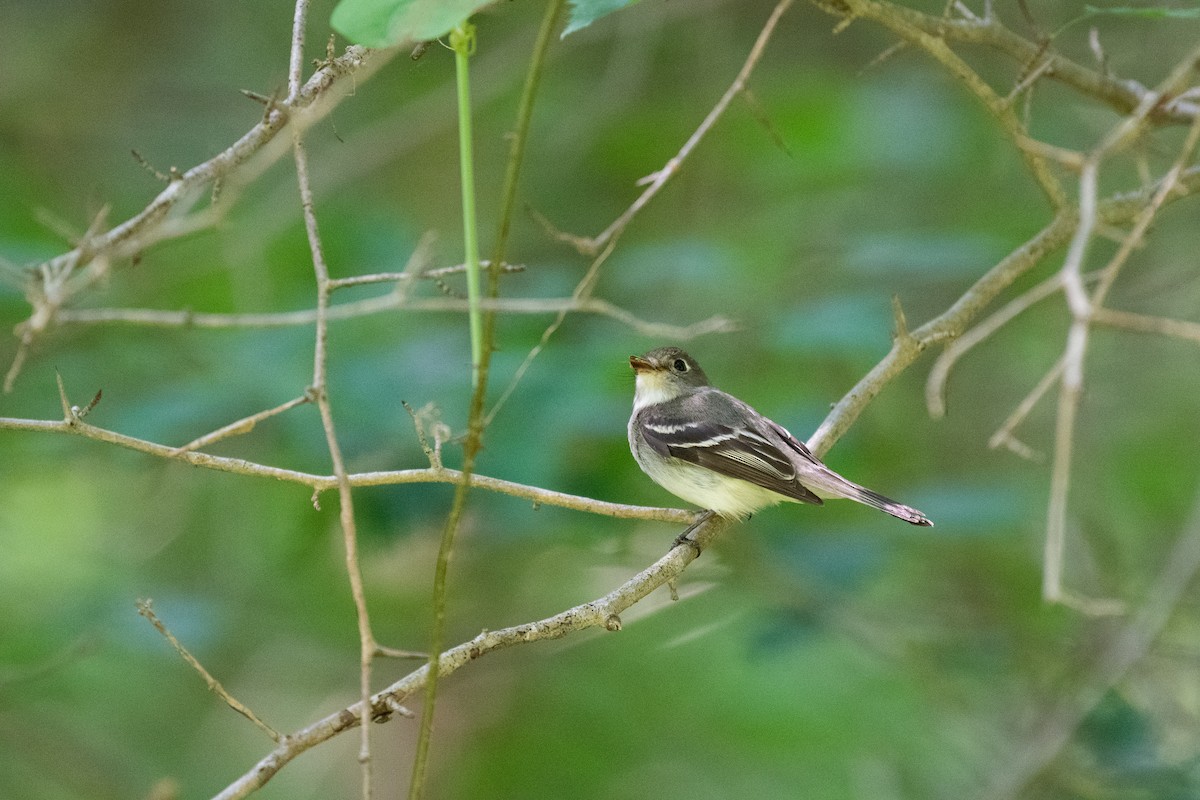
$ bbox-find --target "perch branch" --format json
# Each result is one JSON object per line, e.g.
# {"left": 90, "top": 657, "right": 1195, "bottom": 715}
{"left": 211, "top": 513, "right": 732, "bottom": 800}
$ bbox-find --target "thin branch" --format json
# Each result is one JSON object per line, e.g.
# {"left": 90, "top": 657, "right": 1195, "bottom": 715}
{"left": 4, "top": 43, "right": 387, "bottom": 392}
{"left": 1043, "top": 77, "right": 1200, "bottom": 609}
{"left": 326, "top": 261, "right": 520, "bottom": 289}
{"left": 287, "top": 0, "right": 310, "bottom": 101}
{"left": 55, "top": 295, "right": 732, "bottom": 339}
{"left": 1093, "top": 308, "right": 1200, "bottom": 344}
{"left": 808, "top": 162, "right": 1200, "bottom": 457}
{"left": 925, "top": 270, "right": 1103, "bottom": 419}
{"left": 808, "top": 0, "right": 1199, "bottom": 125}
{"left": 988, "top": 356, "right": 1063, "bottom": 461}
{"left": 0, "top": 414, "right": 697, "bottom": 522}
{"left": 137, "top": 599, "right": 280, "bottom": 742}
{"left": 982, "top": 488, "right": 1200, "bottom": 800}
{"left": 293, "top": 88, "right": 377, "bottom": 795}
{"left": 558, "top": 0, "right": 795, "bottom": 256}
{"left": 212, "top": 514, "right": 732, "bottom": 800}
{"left": 172, "top": 395, "right": 312, "bottom": 454}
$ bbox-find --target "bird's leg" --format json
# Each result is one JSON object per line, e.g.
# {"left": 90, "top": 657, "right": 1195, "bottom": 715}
{"left": 671, "top": 509, "right": 716, "bottom": 556}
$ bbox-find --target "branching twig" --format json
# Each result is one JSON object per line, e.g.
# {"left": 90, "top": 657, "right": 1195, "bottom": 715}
{"left": 3, "top": 42, "right": 386, "bottom": 392}
{"left": 551, "top": 0, "right": 796, "bottom": 256}
{"left": 289, "top": 6, "right": 378, "bottom": 790}
{"left": 0, "top": 414, "right": 697, "bottom": 522}
{"left": 810, "top": 0, "right": 1199, "bottom": 125}
{"left": 137, "top": 599, "right": 280, "bottom": 742}
{"left": 808, "top": 161, "right": 1200, "bottom": 457}
{"left": 982, "top": 488, "right": 1200, "bottom": 800}
{"left": 212, "top": 513, "right": 732, "bottom": 800}
{"left": 172, "top": 395, "right": 312, "bottom": 455}
{"left": 1044, "top": 60, "right": 1200, "bottom": 610}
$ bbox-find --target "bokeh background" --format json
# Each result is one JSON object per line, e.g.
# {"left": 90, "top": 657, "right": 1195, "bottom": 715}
{"left": 3, "top": 0, "right": 1200, "bottom": 798}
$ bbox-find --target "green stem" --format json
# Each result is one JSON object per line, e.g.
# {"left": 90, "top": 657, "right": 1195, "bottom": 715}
{"left": 408, "top": 5, "right": 563, "bottom": 798}
{"left": 453, "top": 22, "right": 483, "bottom": 387}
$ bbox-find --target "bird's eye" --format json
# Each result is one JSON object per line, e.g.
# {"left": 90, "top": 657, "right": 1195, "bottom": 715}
{"left": 672, "top": 358, "right": 688, "bottom": 372}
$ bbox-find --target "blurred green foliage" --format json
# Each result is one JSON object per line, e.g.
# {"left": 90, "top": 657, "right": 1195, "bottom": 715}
{"left": 3, "top": 0, "right": 1200, "bottom": 798}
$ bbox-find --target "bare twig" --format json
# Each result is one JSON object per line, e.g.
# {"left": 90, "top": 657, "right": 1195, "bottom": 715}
{"left": 554, "top": 0, "right": 795, "bottom": 256}
{"left": 3, "top": 38, "right": 387, "bottom": 392}
{"left": 988, "top": 356, "right": 1063, "bottom": 461}
{"left": 0, "top": 414, "right": 697, "bottom": 522}
{"left": 1093, "top": 308, "right": 1200, "bottom": 344}
{"left": 54, "top": 294, "right": 734, "bottom": 339}
{"left": 172, "top": 395, "right": 312, "bottom": 454}
{"left": 1044, "top": 70, "right": 1200, "bottom": 609}
{"left": 982, "top": 488, "right": 1200, "bottom": 800}
{"left": 137, "top": 599, "right": 280, "bottom": 742}
{"left": 809, "top": 0, "right": 1199, "bottom": 125}
{"left": 294, "top": 136, "right": 377, "bottom": 796}
{"left": 212, "top": 513, "right": 732, "bottom": 800}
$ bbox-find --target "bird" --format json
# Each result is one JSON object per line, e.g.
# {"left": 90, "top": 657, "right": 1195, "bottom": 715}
{"left": 627, "top": 346, "right": 932, "bottom": 526}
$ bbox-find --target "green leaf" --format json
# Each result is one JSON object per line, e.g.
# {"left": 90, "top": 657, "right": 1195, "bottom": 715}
{"left": 562, "top": 0, "right": 641, "bottom": 36}
{"left": 331, "top": 0, "right": 494, "bottom": 48}
{"left": 1084, "top": 4, "right": 1200, "bottom": 19}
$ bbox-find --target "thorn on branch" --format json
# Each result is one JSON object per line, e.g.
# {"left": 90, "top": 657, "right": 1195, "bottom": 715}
{"left": 891, "top": 294, "right": 911, "bottom": 342}
{"left": 54, "top": 371, "right": 98, "bottom": 423}
{"left": 241, "top": 87, "right": 282, "bottom": 123}
{"left": 131, "top": 150, "right": 171, "bottom": 183}
{"left": 311, "top": 34, "right": 338, "bottom": 71}
{"left": 241, "top": 89, "right": 274, "bottom": 106}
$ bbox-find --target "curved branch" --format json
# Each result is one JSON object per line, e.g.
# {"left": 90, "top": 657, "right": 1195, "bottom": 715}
{"left": 811, "top": 0, "right": 1198, "bottom": 125}
{"left": 212, "top": 513, "right": 731, "bottom": 800}
{"left": 809, "top": 163, "right": 1200, "bottom": 457}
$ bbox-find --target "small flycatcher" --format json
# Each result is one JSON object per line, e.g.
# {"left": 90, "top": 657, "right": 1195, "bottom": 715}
{"left": 627, "top": 347, "right": 932, "bottom": 526}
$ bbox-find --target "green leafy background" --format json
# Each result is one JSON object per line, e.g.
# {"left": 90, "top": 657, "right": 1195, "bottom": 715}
{"left": 2, "top": 1, "right": 1200, "bottom": 798}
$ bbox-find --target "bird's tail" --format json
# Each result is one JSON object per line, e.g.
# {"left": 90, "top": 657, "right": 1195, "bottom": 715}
{"left": 822, "top": 474, "right": 933, "bottom": 527}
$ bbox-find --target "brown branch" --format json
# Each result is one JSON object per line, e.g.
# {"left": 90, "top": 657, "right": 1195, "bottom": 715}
{"left": 3, "top": 38, "right": 389, "bottom": 392}
{"left": 212, "top": 513, "right": 732, "bottom": 800}
{"left": 137, "top": 599, "right": 280, "bottom": 741}
{"left": 553, "top": 0, "right": 796, "bottom": 256}
{"left": 981, "top": 488, "right": 1200, "bottom": 800}
{"left": 293, "top": 120, "right": 376, "bottom": 792}
{"left": 1044, "top": 61, "right": 1200, "bottom": 611}
{"left": 54, "top": 295, "right": 735, "bottom": 340}
{"left": 172, "top": 395, "right": 312, "bottom": 455}
{"left": 807, "top": 162, "right": 1200, "bottom": 458}
{"left": 0, "top": 414, "right": 696, "bottom": 523}
{"left": 810, "top": 0, "right": 1199, "bottom": 125}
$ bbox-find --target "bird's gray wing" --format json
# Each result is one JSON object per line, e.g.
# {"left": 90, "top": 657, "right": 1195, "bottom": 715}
{"left": 637, "top": 407, "right": 823, "bottom": 506}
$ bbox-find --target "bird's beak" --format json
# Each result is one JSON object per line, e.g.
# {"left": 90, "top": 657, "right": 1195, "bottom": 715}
{"left": 629, "top": 355, "right": 655, "bottom": 373}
